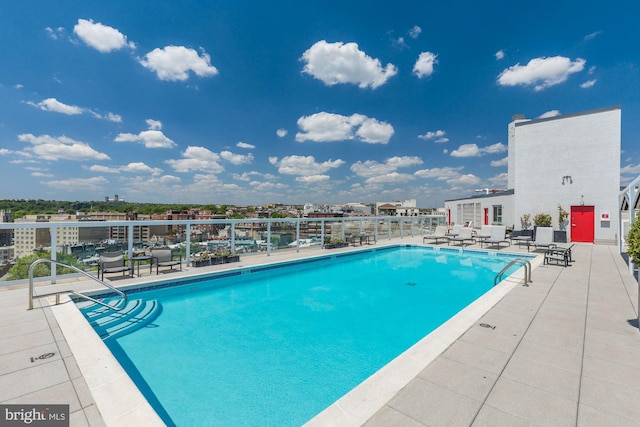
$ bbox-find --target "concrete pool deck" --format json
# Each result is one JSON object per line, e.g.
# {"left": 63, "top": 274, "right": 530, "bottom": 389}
{"left": 1, "top": 238, "right": 639, "bottom": 426}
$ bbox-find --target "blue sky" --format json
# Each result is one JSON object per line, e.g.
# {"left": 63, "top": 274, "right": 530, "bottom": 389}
{"left": 1, "top": 1, "right": 639, "bottom": 207}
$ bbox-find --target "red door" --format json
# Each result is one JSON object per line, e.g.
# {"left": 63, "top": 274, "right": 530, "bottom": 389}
{"left": 571, "top": 206, "right": 594, "bottom": 243}
{"left": 484, "top": 208, "right": 489, "bottom": 225}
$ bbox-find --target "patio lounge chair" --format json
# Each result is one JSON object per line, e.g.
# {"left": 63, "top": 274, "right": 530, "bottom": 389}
{"left": 448, "top": 227, "right": 475, "bottom": 246}
{"left": 98, "top": 251, "right": 133, "bottom": 280}
{"left": 152, "top": 248, "right": 182, "bottom": 274}
{"left": 544, "top": 244, "right": 575, "bottom": 267}
{"left": 531, "top": 227, "right": 557, "bottom": 252}
{"left": 423, "top": 225, "right": 451, "bottom": 244}
{"left": 481, "top": 225, "right": 510, "bottom": 249}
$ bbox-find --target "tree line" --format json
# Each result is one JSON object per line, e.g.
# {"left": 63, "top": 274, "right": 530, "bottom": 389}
{"left": 0, "top": 199, "right": 237, "bottom": 219}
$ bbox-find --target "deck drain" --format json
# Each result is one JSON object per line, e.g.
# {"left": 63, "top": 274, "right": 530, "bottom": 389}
{"left": 405, "top": 282, "right": 417, "bottom": 286}
{"left": 479, "top": 323, "right": 496, "bottom": 330}
{"left": 30, "top": 352, "right": 55, "bottom": 363}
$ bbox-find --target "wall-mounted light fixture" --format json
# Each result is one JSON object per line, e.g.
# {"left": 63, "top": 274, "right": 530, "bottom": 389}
{"left": 580, "top": 194, "right": 585, "bottom": 206}
{"left": 562, "top": 175, "right": 573, "bottom": 185}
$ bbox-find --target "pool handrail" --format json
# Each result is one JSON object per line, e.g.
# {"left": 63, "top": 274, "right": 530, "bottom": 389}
{"left": 28, "top": 258, "right": 128, "bottom": 311}
{"left": 494, "top": 258, "right": 532, "bottom": 287}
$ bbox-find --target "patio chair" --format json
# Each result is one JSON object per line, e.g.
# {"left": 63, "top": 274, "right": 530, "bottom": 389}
{"left": 544, "top": 244, "right": 575, "bottom": 267}
{"left": 481, "top": 225, "right": 510, "bottom": 249}
{"left": 423, "top": 225, "right": 450, "bottom": 245}
{"left": 531, "top": 227, "right": 557, "bottom": 252}
{"left": 98, "top": 251, "right": 133, "bottom": 280}
{"left": 152, "top": 248, "right": 182, "bottom": 274}
{"left": 448, "top": 227, "right": 475, "bottom": 246}
{"left": 475, "top": 225, "right": 492, "bottom": 245}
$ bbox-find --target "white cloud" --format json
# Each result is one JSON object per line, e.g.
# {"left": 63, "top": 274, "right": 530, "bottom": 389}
{"left": 621, "top": 163, "right": 640, "bottom": 175}
{"left": 276, "top": 128, "right": 288, "bottom": 138}
{"left": 413, "top": 52, "right": 438, "bottom": 78}
{"left": 300, "top": 40, "right": 397, "bottom": 89}
{"left": 45, "top": 27, "right": 65, "bottom": 40}
{"left": 490, "top": 156, "right": 508, "bottom": 167}
{"left": 488, "top": 172, "right": 508, "bottom": 187}
{"left": 418, "top": 129, "right": 448, "bottom": 143}
{"left": 584, "top": 31, "right": 603, "bottom": 41}
{"left": 408, "top": 25, "right": 422, "bottom": 39}
{"left": 139, "top": 45, "right": 219, "bottom": 81}
{"left": 296, "top": 175, "right": 330, "bottom": 184}
{"left": 73, "top": 19, "right": 135, "bottom": 53}
{"left": 447, "top": 174, "right": 480, "bottom": 186}
{"left": 165, "top": 146, "right": 224, "bottom": 173}
{"left": 296, "top": 112, "right": 393, "bottom": 144}
{"left": 538, "top": 110, "right": 561, "bottom": 119}
{"left": 146, "top": 119, "right": 162, "bottom": 130}
{"left": 273, "top": 155, "right": 344, "bottom": 175}
{"left": 219, "top": 150, "right": 254, "bottom": 165}
{"left": 25, "top": 97, "right": 121, "bottom": 122}
{"left": 414, "top": 166, "right": 463, "bottom": 180}
{"left": 0, "top": 148, "right": 10, "bottom": 155}
{"left": 351, "top": 156, "right": 423, "bottom": 178}
{"left": 87, "top": 165, "right": 119, "bottom": 173}
{"left": 120, "top": 162, "right": 163, "bottom": 174}
{"left": 365, "top": 172, "right": 414, "bottom": 184}
{"left": 580, "top": 79, "right": 597, "bottom": 89}
{"left": 42, "top": 176, "right": 108, "bottom": 190}
{"left": 495, "top": 50, "right": 505, "bottom": 60}
{"left": 450, "top": 144, "right": 481, "bottom": 157}
{"left": 450, "top": 142, "right": 506, "bottom": 157}
{"left": 18, "top": 134, "right": 110, "bottom": 161}
{"left": 115, "top": 130, "right": 176, "bottom": 148}
{"left": 28, "top": 98, "right": 83, "bottom": 115}
{"left": 236, "top": 141, "right": 255, "bottom": 149}
{"left": 497, "top": 56, "right": 586, "bottom": 91}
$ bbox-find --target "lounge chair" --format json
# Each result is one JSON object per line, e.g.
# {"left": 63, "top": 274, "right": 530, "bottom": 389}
{"left": 447, "top": 224, "right": 463, "bottom": 237}
{"left": 448, "top": 227, "right": 475, "bottom": 246}
{"left": 152, "top": 248, "right": 182, "bottom": 274}
{"left": 475, "top": 225, "right": 492, "bottom": 245}
{"left": 98, "top": 251, "right": 133, "bottom": 280}
{"left": 423, "top": 225, "right": 450, "bottom": 245}
{"left": 531, "top": 227, "right": 557, "bottom": 252}
{"left": 544, "top": 244, "right": 574, "bottom": 266}
{"left": 481, "top": 225, "right": 510, "bottom": 249}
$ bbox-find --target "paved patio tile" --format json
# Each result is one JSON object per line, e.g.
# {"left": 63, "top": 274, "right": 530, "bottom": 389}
{"left": 579, "top": 375, "right": 640, "bottom": 421}
{"left": 0, "top": 318, "right": 50, "bottom": 340}
{"left": 519, "top": 323, "right": 584, "bottom": 354}
{"left": 484, "top": 376, "right": 577, "bottom": 426}
{"left": 508, "top": 339, "right": 583, "bottom": 374}
{"left": 0, "top": 329, "right": 55, "bottom": 356}
{"left": 440, "top": 340, "right": 511, "bottom": 375}
{"left": 0, "top": 359, "right": 70, "bottom": 402}
{"left": 501, "top": 352, "right": 580, "bottom": 401}
{"left": 0, "top": 343, "right": 61, "bottom": 376}
{"left": 388, "top": 378, "right": 482, "bottom": 426}
{"left": 363, "top": 406, "right": 424, "bottom": 427}
{"left": 3, "top": 381, "right": 82, "bottom": 413}
{"left": 582, "top": 354, "right": 640, "bottom": 393}
{"left": 577, "top": 403, "right": 640, "bottom": 427}
{"left": 471, "top": 404, "right": 529, "bottom": 427}
{"left": 417, "top": 356, "right": 498, "bottom": 401}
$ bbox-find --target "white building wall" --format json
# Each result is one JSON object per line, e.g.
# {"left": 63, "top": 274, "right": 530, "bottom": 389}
{"left": 511, "top": 106, "right": 621, "bottom": 242}
{"left": 444, "top": 193, "right": 514, "bottom": 228}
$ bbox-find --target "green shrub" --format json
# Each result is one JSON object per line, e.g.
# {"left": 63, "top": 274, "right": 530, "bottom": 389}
{"left": 6, "top": 251, "right": 85, "bottom": 280}
{"left": 533, "top": 213, "right": 552, "bottom": 227}
{"left": 627, "top": 215, "right": 640, "bottom": 265}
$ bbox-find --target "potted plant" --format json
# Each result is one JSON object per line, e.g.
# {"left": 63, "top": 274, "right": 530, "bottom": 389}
{"left": 555, "top": 205, "right": 569, "bottom": 243}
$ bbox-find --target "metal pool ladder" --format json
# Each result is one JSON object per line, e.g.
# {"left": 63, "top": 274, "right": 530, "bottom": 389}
{"left": 28, "top": 258, "right": 128, "bottom": 311}
{"left": 494, "top": 258, "right": 532, "bottom": 287}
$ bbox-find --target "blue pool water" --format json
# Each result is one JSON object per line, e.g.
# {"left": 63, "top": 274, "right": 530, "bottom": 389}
{"left": 82, "top": 246, "right": 528, "bottom": 426}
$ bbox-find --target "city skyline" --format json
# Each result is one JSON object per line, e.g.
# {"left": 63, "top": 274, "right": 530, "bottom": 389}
{"left": 1, "top": 1, "right": 639, "bottom": 207}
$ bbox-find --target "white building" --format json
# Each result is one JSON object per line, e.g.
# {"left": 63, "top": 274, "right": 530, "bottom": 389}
{"left": 375, "top": 199, "right": 419, "bottom": 216}
{"left": 445, "top": 106, "right": 621, "bottom": 244}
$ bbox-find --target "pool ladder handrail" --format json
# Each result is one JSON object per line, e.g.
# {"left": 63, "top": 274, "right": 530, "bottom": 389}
{"left": 494, "top": 258, "right": 532, "bottom": 287}
{"left": 28, "top": 258, "right": 128, "bottom": 311}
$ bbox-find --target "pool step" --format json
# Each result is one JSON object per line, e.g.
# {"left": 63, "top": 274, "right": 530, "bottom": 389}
{"left": 79, "top": 299, "right": 163, "bottom": 340}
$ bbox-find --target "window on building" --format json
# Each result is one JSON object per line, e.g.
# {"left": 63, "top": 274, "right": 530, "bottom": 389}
{"left": 492, "top": 205, "right": 503, "bottom": 224}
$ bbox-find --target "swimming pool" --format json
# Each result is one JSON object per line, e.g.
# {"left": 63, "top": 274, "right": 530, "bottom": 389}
{"left": 78, "top": 246, "right": 530, "bottom": 426}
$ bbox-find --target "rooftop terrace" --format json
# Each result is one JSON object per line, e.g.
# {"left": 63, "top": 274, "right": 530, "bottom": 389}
{"left": 1, "top": 236, "right": 638, "bottom": 426}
